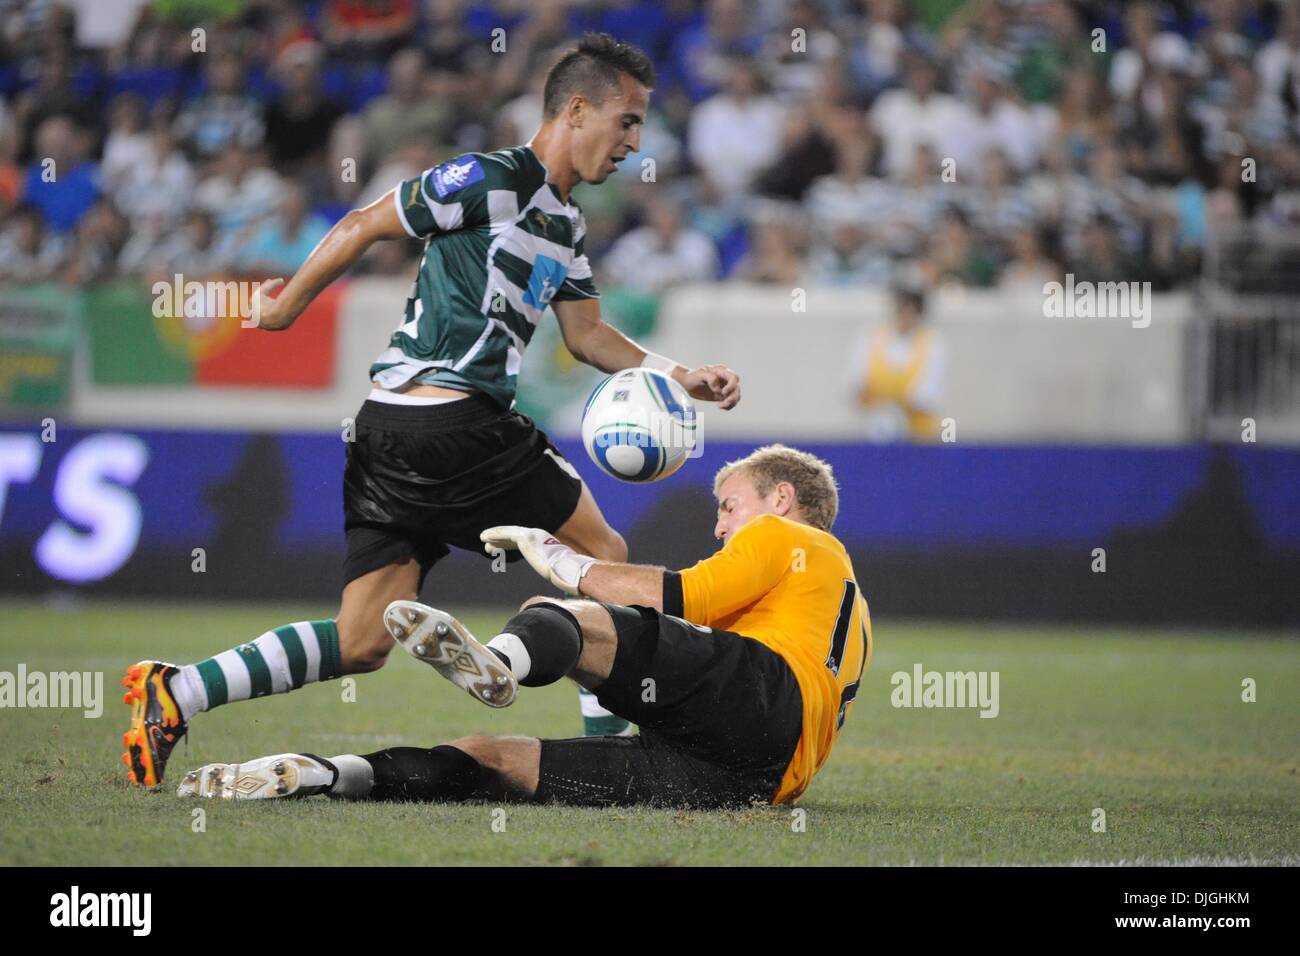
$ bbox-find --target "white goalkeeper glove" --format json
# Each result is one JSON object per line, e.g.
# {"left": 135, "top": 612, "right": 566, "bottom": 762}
{"left": 480, "top": 526, "right": 596, "bottom": 595}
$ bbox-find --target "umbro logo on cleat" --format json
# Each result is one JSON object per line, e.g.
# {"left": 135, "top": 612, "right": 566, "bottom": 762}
{"left": 232, "top": 775, "right": 262, "bottom": 796}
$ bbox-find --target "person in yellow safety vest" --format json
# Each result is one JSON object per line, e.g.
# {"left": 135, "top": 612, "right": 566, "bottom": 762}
{"left": 853, "top": 282, "right": 946, "bottom": 441}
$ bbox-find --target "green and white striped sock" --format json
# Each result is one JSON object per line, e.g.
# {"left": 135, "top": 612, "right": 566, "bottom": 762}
{"left": 172, "top": 621, "right": 343, "bottom": 720}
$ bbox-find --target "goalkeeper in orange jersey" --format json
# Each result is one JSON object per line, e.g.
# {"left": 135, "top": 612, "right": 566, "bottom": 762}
{"left": 175, "top": 445, "right": 871, "bottom": 809}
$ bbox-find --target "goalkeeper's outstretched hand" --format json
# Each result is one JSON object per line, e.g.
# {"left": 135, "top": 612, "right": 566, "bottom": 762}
{"left": 480, "top": 526, "right": 595, "bottom": 595}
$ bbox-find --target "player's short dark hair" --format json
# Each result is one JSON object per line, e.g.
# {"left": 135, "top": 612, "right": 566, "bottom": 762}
{"left": 543, "top": 32, "right": 655, "bottom": 119}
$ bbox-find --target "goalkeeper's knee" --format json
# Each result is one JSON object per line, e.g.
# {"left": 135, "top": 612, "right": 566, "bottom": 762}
{"left": 487, "top": 601, "right": 584, "bottom": 687}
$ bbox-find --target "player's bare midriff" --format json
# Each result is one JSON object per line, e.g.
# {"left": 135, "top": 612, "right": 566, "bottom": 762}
{"left": 380, "top": 384, "right": 473, "bottom": 400}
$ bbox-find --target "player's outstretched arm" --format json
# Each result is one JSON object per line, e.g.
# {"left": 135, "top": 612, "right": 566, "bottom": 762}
{"left": 579, "top": 561, "right": 665, "bottom": 608}
{"left": 552, "top": 297, "right": 742, "bottom": 409}
{"left": 481, "top": 526, "right": 664, "bottom": 607}
{"left": 251, "top": 189, "right": 411, "bottom": 331}
{"left": 481, "top": 519, "right": 787, "bottom": 623}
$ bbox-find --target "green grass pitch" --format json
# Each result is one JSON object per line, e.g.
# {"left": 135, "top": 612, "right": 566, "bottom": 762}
{"left": 0, "top": 600, "right": 1296, "bottom": 866}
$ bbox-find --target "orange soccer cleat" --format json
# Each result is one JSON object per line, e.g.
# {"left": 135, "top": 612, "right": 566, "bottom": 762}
{"left": 121, "top": 661, "right": 189, "bottom": 787}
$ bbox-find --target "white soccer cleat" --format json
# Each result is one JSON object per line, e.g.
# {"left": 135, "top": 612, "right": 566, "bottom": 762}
{"left": 175, "top": 753, "right": 334, "bottom": 800}
{"left": 384, "top": 600, "right": 517, "bottom": 709}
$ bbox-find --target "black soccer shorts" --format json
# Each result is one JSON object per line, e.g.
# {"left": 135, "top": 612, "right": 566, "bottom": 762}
{"left": 535, "top": 604, "right": 805, "bottom": 809}
{"left": 341, "top": 393, "right": 583, "bottom": 588}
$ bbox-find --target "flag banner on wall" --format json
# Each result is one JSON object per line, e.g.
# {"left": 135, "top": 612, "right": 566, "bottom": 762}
{"left": 0, "top": 284, "right": 76, "bottom": 409}
{"left": 86, "top": 277, "right": 342, "bottom": 388}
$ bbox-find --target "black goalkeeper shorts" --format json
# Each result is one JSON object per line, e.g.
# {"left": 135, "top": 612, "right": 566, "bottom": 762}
{"left": 341, "top": 393, "right": 583, "bottom": 589}
{"left": 535, "top": 604, "right": 804, "bottom": 809}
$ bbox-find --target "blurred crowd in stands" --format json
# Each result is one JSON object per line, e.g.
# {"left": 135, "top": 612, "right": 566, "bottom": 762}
{"left": 0, "top": 0, "right": 1296, "bottom": 296}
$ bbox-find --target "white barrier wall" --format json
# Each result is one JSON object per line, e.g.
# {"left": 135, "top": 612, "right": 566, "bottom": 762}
{"left": 642, "top": 284, "right": 1195, "bottom": 444}
{"left": 69, "top": 277, "right": 1197, "bottom": 443}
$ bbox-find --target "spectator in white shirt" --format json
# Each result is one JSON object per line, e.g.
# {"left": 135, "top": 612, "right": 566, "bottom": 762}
{"left": 761, "top": 0, "right": 841, "bottom": 105}
{"left": 805, "top": 115, "right": 883, "bottom": 241}
{"left": 870, "top": 54, "right": 965, "bottom": 179}
{"left": 0, "top": 204, "right": 66, "bottom": 281}
{"left": 59, "top": 0, "right": 151, "bottom": 54}
{"left": 1200, "top": 58, "right": 1291, "bottom": 160}
{"left": 111, "top": 120, "right": 197, "bottom": 236}
{"left": 101, "top": 94, "right": 152, "bottom": 197}
{"left": 603, "top": 196, "right": 720, "bottom": 295}
{"left": 849, "top": 0, "right": 908, "bottom": 98}
{"left": 1255, "top": 4, "right": 1300, "bottom": 109}
{"left": 193, "top": 145, "right": 284, "bottom": 258}
{"left": 174, "top": 51, "right": 265, "bottom": 160}
{"left": 966, "top": 147, "right": 1038, "bottom": 240}
{"left": 1108, "top": 2, "right": 1194, "bottom": 108}
{"left": 874, "top": 142, "right": 945, "bottom": 256}
{"left": 946, "top": 69, "right": 1047, "bottom": 176}
{"left": 687, "top": 60, "right": 787, "bottom": 204}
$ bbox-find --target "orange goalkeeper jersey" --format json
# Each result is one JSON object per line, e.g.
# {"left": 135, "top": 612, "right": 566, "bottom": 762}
{"left": 675, "top": 513, "right": 872, "bottom": 803}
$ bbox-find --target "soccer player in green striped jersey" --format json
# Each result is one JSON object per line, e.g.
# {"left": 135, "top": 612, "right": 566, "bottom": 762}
{"left": 121, "top": 33, "right": 741, "bottom": 786}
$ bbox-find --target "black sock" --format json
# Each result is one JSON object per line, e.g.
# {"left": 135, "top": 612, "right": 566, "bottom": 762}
{"left": 500, "top": 603, "right": 585, "bottom": 687}
{"left": 360, "top": 745, "right": 483, "bottom": 802}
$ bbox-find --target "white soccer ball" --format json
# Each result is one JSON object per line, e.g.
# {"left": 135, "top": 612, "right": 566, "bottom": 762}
{"left": 581, "top": 368, "right": 697, "bottom": 482}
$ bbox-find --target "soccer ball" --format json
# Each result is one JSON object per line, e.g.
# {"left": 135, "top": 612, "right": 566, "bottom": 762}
{"left": 581, "top": 368, "right": 697, "bottom": 482}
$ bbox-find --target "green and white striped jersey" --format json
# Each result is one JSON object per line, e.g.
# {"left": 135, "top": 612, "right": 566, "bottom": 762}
{"left": 372, "top": 144, "right": 600, "bottom": 407}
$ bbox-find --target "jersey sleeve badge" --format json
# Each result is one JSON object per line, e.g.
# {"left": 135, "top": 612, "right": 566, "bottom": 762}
{"left": 431, "top": 155, "right": 486, "bottom": 198}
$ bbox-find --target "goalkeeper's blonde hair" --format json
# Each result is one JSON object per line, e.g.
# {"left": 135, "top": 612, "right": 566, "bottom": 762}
{"left": 713, "top": 444, "right": 839, "bottom": 532}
